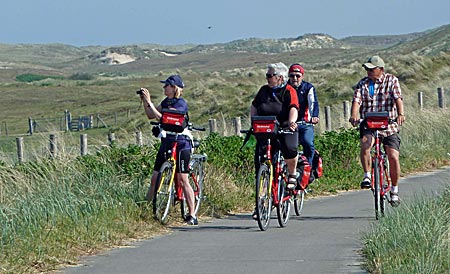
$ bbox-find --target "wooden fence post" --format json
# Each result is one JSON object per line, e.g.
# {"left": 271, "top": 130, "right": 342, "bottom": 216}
{"left": 437, "top": 87, "right": 446, "bottom": 108}
{"left": 233, "top": 117, "right": 242, "bottom": 137}
{"left": 49, "top": 134, "right": 58, "bottom": 159}
{"left": 64, "top": 110, "right": 70, "bottom": 131}
{"left": 80, "top": 134, "right": 88, "bottom": 156}
{"left": 4, "top": 121, "right": 8, "bottom": 136}
{"left": 418, "top": 92, "right": 423, "bottom": 110}
{"left": 89, "top": 115, "right": 94, "bottom": 129}
{"left": 108, "top": 133, "right": 116, "bottom": 147}
{"left": 16, "top": 137, "right": 24, "bottom": 164}
{"left": 136, "top": 131, "right": 143, "bottom": 146}
{"left": 324, "top": 106, "right": 331, "bottom": 131}
{"left": 343, "top": 101, "right": 350, "bottom": 122}
{"left": 28, "top": 117, "right": 34, "bottom": 135}
{"left": 209, "top": 119, "right": 217, "bottom": 134}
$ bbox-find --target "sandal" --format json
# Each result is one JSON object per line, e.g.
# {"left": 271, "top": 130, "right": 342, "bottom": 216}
{"left": 287, "top": 174, "right": 297, "bottom": 190}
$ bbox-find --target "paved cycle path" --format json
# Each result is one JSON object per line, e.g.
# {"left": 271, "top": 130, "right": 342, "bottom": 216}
{"left": 63, "top": 167, "right": 449, "bottom": 274}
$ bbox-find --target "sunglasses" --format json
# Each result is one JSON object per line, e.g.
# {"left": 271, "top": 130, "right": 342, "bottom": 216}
{"left": 266, "top": 73, "right": 277, "bottom": 78}
{"left": 289, "top": 74, "right": 302, "bottom": 78}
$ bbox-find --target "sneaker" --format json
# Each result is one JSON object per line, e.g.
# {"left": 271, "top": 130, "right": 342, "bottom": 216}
{"left": 390, "top": 192, "right": 400, "bottom": 207}
{"left": 252, "top": 209, "right": 258, "bottom": 220}
{"left": 360, "top": 177, "right": 371, "bottom": 189}
{"left": 287, "top": 175, "right": 297, "bottom": 190}
{"left": 184, "top": 215, "right": 198, "bottom": 225}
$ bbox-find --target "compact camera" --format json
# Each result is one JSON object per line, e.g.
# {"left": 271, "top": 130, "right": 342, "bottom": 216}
{"left": 136, "top": 89, "right": 143, "bottom": 95}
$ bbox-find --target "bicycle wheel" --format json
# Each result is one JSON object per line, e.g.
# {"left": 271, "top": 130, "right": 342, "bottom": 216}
{"left": 153, "top": 161, "right": 175, "bottom": 225}
{"left": 373, "top": 157, "right": 382, "bottom": 220}
{"left": 181, "top": 158, "right": 204, "bottom": 219}
{"left": 255, "top": 164, "right": 272, "bottom": 231}
{"left": 293, "top": 189, "right": 305, "bottom": 216}
{"left": 276, "top": 175, "right": 290, "bottom": 227}
{"left": 380, "top": 155, "right": 390, "bottom": 213}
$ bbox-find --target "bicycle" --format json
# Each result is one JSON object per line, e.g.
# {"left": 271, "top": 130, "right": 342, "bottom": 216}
{"left": 151, "top": 115, "right": 207, "bottom": 225}
{"left": 242, "top": 116, "right": 299, "bottom": 231}
{"left": 292, "top": 120, "right": 316, "bottom": 217}
{"left": 292, "top": 151, "right": 310, "bottom": 216}
{"left": 359, "top": 111, "right": 394, "bottom": 220}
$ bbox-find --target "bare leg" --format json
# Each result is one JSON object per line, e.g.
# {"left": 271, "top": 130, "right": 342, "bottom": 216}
{"left": 385, "top": 147, "right": 400, "bottom": 187}
{"left": 285, "top": 155, "right": 298, "bottom": 176}
{"left": 360, "top": 135, "right": 374, "bottom": 173}
{"left": 178, "top": 173, "right": 195, "bottom": 216}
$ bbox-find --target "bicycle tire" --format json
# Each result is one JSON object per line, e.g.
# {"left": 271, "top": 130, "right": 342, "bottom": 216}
{"left": 380, "top": 154, "right": 390, "bottom": 213}
{"left": 293, "top": 190, "right": 305, "bottom": 216}
{"left": 181, "top": 158, "right": 204, "bottom": 219}
{"left": 255, "top": 164, "right": 272, "bottom": 231}
{"left": 153, "top": 161, "right": 175, "bottom": 225}
{"left": 373, "top": 157, "right": 382, "bottom": 220}
{"left": 276, "top": 175, "right": 290, "bottom": 227}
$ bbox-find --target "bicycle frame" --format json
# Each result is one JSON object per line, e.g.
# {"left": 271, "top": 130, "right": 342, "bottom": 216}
{"left": 370, "top": 128, "right": 392, "bottom": 219}
{"left": 255, "top": 131, "right": 295, "bottom": 230}
{"left": 157, "top": 137, "right": 182, "bottom": 202}
{"left": 362, "top": 112, "right": 393, "bottom": 219}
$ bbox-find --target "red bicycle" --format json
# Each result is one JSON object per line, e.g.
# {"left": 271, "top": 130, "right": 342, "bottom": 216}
{"left": 151, "top": 115, "right": 206, "bottom": 224}
{"left": 360, "top": 111, "right": 394, "bottom": 220}
{"left": 243, "top": 116, "right": 301, "bottom": 231}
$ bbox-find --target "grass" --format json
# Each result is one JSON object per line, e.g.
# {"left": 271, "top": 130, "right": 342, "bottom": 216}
{"left": 1, "top": 109, "right": 449, "bottom": 273}
{"left": 362, "top": 187, "right": 450, "bottom": 274}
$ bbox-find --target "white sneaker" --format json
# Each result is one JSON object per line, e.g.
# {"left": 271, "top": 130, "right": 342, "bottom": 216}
{"left": 390, "top": 192, "right": 400, "bottom": 207}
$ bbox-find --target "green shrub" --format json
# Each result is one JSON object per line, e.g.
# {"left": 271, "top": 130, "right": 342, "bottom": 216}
{"left": 15, "top": 74, "right": 64, "bottom": 82}
{"left": 68, "top": 72, "right": 94, "bottom": 80}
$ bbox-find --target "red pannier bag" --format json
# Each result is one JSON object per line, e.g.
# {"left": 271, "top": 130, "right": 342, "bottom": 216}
{"left": 251, "top": 116, "right": 278, "bottom": 138}
{"left": 296, "top": 154, "right": 312, "bottom": 190}
{"left": 312, "top": 149, "right": 323, "bottom": 178}
{"left": 161, "top": 108, "right": 188, "bottom": 133}
{"left": 365, "top": 111, "right": 389, "bottom": 130}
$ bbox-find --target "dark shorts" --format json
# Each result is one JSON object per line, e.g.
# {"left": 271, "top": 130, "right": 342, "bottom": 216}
{"left": 360, "top": 129, "right": 401, "bottom": 151}
{"left": 153, "top": 137, "right": 192, "bottom": 173}
{"left": 254, "top": 131, "right": 298, "bottom": 171}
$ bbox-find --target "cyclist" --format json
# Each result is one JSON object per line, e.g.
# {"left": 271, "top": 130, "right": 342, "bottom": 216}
{"left": 250, "top": 62, "right": 299, "bottom": 220}
{"left": 138, "top": 74, "right": 198, "bottom": 225}
{"left": 288, "top": 64, "right": 320, "bottom": 182}
{"left": 349, "top": 56, "right": 405, "bottom": 206}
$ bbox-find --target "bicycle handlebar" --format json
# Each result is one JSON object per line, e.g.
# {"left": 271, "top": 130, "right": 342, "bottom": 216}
{"left": 150, "top": 121, "right": 205, "bottom": 132}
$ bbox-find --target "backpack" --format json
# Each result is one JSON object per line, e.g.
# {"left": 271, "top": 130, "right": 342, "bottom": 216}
{"left": 312, "top": 149, "right": 323, "bottom": 178}
{"left": 296, "top": 154, "right": 312, "bottom": 190}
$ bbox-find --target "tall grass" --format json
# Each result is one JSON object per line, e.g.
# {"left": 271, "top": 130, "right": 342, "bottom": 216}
{"left": 1, "top": 109, "right": 449, "bottom": 273}
{"left": 362, "top": 187, "right": 449, "bottom": 274}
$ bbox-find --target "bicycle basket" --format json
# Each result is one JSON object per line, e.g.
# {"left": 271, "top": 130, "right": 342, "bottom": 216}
{"left": 365, "top": 111, "right": 389, "bottom": 130}
{"left": 251, "top": 116, "right": 278, "bottom": 137}
{"left": 161, "top": 108, "right": 187, "bottom": 133}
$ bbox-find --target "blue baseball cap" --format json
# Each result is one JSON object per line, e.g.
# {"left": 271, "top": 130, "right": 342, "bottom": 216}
{"left": 160, "top": 74, "right": 184, "bottom": 88}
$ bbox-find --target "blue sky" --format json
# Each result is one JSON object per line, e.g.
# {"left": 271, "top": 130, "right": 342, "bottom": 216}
{"left": 1, "top": 0, "right": 449, "bottom": 46}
